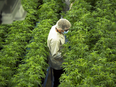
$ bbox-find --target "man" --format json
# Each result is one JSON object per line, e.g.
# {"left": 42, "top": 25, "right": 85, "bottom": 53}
{"left": 47, "top": 19, "right": 71, "bottom": 87}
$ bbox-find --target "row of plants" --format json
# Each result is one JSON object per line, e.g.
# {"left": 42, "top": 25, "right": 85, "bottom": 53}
{"left": 0, "top": 25, "right": 10, "bottom": 50}
{"left": 59, "top": 0, "right": 116, "bottom": 87}
{"left": 11, "top": 0, "right": 64, "bottom": 87}
{"left": 0, "top": 0, "right": 41, "bottom": 86}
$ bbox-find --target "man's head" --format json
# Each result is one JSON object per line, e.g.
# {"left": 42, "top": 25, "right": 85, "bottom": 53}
{"left": 56, "top": 18, "right": 71, "bottom": 34}
{"left": 56, "top": 18, "right": 71, "bottom": 30}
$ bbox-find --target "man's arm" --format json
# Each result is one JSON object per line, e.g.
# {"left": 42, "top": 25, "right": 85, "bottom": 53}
{"left": 49, "top": 39, "right": 62, "bottom": 59}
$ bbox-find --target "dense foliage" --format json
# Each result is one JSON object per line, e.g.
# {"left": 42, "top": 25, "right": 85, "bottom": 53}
{"left": 0, "top": 0, "right": 63, "bottom": 87}
{"left": 0, "top": 0, "right": 41, "bottom": 86}
{"left": 59, "top": 0, "right": 116, "bottom": 87}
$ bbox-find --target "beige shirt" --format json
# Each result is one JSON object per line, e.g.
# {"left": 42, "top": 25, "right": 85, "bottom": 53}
{"left": 47, "top": 25, "right": 65, "bottom": 70}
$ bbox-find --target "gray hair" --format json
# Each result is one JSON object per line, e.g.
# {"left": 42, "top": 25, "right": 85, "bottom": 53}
{"left": 56, "top": 19, "right": 71, "bottom": 30}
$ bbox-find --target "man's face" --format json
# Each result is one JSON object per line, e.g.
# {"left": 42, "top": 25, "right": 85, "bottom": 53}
{"left": 62, "top": 28, "right": 69, "bottom": 32}
{"left": 64, "top": 28, "right": 69, "bottom": 31}
{"left": 57, "top": 28, "right": 69, "bottom": 34}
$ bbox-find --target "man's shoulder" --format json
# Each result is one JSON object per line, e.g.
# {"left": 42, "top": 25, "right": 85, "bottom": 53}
{"left": 51, "top": 25, "right": 56, "bottom": 29}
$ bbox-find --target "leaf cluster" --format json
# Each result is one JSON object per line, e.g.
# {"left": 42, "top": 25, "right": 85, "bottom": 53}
{"left": 59, "top": 0, "right": 116, "bottom": 87}
{"left": 0, "top": 0, "right": 42, "bottom": 87}
{"left": 10, "top": 0, "right": 62, "bottom": 87}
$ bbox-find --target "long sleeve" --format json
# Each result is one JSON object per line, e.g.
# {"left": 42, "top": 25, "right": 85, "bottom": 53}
{"left": 49, "top": 39, "right": 62, "bottom": 59}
